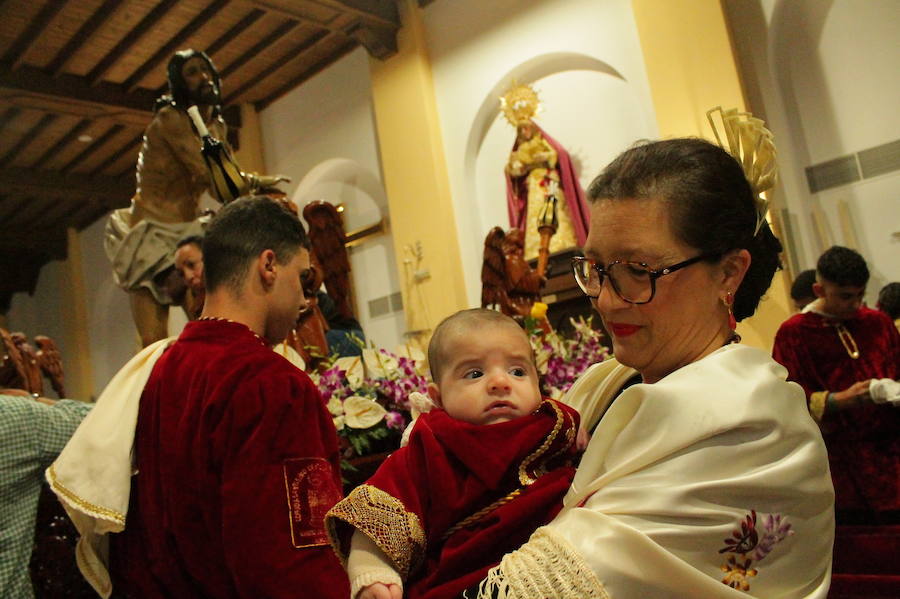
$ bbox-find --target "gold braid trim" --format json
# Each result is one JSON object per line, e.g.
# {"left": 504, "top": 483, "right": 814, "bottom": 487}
{"left": 46, "top": 464, "right": 126, "bottom": 526}
{"left": 471, "top": 527, "right": 610, "bottom": 599}
{"left": 518, "top": 400, "right": 566, "bottom": 485}
{"left": 442, "top": 489, "right": 523, "bottom": 542}
{"left": 325, "top": 484, "right": 425, "bottom": 580}
{"left": 809, "top": 391, "right": 829, "bottom": 423}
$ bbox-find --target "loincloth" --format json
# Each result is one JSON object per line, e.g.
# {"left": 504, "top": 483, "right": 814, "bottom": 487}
{"left": 104, "top": 206, "right": 206, "bottom": 305}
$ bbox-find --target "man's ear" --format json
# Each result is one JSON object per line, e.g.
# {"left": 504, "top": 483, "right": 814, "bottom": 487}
{"left": 427, "top": 382, "right": 443, "bottom": 409}
{"left": 812, "top": 281, "right": 826, "bottom": 299}
{"left": 257, "top": 249, "right": 277, "bottom": 287}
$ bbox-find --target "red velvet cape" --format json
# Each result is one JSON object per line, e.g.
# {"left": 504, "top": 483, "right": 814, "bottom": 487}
{"left": 111, "top": 319, "right": 349, "bottom": 598}
{"left": 505, "top": 122, "right": 589, "bottom": 246}
{"left": 773, "top": 307, "right": 900, "bottom": 513}
{"left": 330, "top": 399, "right": 578, "bottom": 599}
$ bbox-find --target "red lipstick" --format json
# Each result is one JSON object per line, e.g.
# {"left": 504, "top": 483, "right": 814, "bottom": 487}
{"left": 609, "top": 323, "right": 641, "bottom": 337}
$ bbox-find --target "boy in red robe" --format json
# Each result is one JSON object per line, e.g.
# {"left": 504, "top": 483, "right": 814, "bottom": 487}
{"left": 326, "top": 309, "right": 579, "bottom": 599}
{"left": 773, "top": 246, "right": 900, "bottom": 524}
{"left": 110, "top": 197, "right": 350, "bottom": 597}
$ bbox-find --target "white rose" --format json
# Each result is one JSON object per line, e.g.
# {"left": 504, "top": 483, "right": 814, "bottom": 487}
{"left": 334, "top": 356, "right": 364, "bottom": 388}
{"left": 344, "top": 396, "right": 387, "bottom": 429}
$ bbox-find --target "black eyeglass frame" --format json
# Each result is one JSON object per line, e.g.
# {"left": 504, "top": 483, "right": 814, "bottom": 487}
{"left": 571, "top": 253, "right": 718, "bottom": 304}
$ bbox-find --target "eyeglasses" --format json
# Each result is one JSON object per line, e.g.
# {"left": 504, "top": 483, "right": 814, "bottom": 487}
{"left": 571, "top": 253, "right": 716, "bottom": 304}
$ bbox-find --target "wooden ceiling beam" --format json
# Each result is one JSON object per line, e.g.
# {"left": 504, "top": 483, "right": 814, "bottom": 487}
{"left": 7, "top": 194, "right": 59, "bottom": 229}
{"left": 0, "top": 62, "right": 156, "bottom": 120}
{"left": 29, "top": 119, "right": 92, "bottom": 170}
{"left": 326, "top": 0, "right": 400, "bottom": 29}
{"left": 256, "top": 38, "right": 356, "bottom": 110}
{"left": 0, "top": 106, "right": 22, "bottom": 132}
{"left": 88, "top": 133, "right": 142, "bottom": 176}
{"left": 0, "top": 228, "right": 68, "bottom": 257}
{"left": 205, "top": 8, "right": 266, "bottom": 58}
{"left": 123, "top": 0, "right": 231, "bottom": 93}
{"left": 224, "top": 29, "right": 330, "bottom": 105}
{"left": 46, "top": 0, "right": 124, "bottom": 77}
{"left": 86, "top": 0, "right": 180, "bottom": 86}
{"left": 59, "top": 123, "right": 125, "bottom": 172}
{"left": 0, "top": 113, "right": 58, "bottom": 168}
{"left": 220, "top": 19, "right": 300, "bottom": 80}
{"left": 3, "top": 1, "right": 66, "bottom": 69}
{"left": 0, "top": 167, "right": 133, "bottom": 207}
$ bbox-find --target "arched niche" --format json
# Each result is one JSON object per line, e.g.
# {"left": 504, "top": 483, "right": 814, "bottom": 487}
{"left": 459, "top": 52, "right": 655, "bottom": 305}
{"left": 291, "top": 158, "right": 406, "bottom": 349}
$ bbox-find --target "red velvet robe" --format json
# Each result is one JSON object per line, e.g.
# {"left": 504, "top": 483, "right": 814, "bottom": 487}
{"left": 328, "top": 399, "right": 579, "bottom": 599}
{"left": 110, "top": 319, "right": 349, "bottom": 598}
{"left": 773, "top": 306, "right": 900, "bottom": 514}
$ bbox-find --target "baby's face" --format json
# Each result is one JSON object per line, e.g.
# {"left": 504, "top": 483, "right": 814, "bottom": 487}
{"left": 434, "top": 324, "right": 542, "bottom": 425}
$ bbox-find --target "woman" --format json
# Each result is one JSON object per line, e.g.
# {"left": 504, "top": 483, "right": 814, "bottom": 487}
{"left": 472, "top": 138, "right": 834, "bottom": 598}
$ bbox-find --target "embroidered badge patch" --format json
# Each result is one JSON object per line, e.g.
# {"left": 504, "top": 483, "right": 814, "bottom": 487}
{"left": 718, "top": 510, "right": 793, "bottom": 592}
{"left": 283, "top": 457, "right": 342, "bottom": 548}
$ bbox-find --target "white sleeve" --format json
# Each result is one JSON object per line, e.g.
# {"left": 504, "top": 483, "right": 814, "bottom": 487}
{"left": 347, "top": 530, "right": 403, "bottom": 598}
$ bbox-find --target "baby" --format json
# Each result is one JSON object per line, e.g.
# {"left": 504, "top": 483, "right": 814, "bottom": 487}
{"left": 326, "top": 308, "right": 580, "bottom": 599}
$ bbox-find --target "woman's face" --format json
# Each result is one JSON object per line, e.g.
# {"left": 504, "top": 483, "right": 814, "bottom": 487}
{"left": 584, "top": 198, "right": 729, "bottom": 383}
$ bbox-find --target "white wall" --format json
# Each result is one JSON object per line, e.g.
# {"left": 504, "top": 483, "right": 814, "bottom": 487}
{"left": 422, "top": 0, "right": 659, "bottom": 307}
{"left": 260, "top": 48, "right": 406, "bottom": 350}
{"left": 726, "top": 0, "right": 900, "bottom": 300}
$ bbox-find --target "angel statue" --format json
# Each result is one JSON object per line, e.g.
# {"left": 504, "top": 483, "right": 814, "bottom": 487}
{"left": 481, "top": 227, "right": 545, "bottom": 319}
{"left": 502, "top": 83, "right": 589, "bottom": 265}
{"left": 302, "top": 201, "right": 354, "bottom": 322}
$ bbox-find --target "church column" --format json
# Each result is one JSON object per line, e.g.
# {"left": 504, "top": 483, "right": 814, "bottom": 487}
{"left": 631, "top": 0, "right": 792, "bottom": 350}
{"left": 367, "top": 0, "right": 468, "bottom": 340}
{"left": 63, "top": 227, "right": 94, "bottom": 400}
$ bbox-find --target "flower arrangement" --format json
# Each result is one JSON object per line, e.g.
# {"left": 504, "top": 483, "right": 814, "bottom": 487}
{"left": 310, "top": 345, "right": 430, "bottom": 460}
{"left": 525, "top": 303, "right": 610, "bottom": 399}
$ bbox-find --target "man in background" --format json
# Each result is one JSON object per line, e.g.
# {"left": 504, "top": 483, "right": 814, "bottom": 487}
{"left": 773, "top": 246, "right": 900, "bottom": 524}
{"left": 790, "top": 268, "right": 817, "bottom": 312}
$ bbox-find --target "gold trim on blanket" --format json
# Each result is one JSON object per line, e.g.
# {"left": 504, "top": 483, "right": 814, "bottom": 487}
{"left": 46, "top": 464, "right": 126, "bottom": 525}
{"left": 326, "top": 484, "right": 426, "bottom": 580}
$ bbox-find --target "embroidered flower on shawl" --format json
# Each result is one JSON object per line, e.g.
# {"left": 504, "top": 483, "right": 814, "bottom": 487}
{"left": 721, "top": 556, "right": 758, "bottom": 591}
{"left": 718, "top": 510, "right": 793, "bottom": 593}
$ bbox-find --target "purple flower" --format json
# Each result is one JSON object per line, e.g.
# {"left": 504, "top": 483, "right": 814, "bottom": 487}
{"left": 749, "top": 513, "right": 793, "bottom": 562}
{"left": 385, "top": 411, "right": 406, "bottom": 430}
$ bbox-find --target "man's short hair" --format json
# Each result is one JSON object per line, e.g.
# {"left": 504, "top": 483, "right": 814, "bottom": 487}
{"left": 176, "top": 235, "right": 204, "bottom": 251}
{"left": 790, "top": 269, "right": 817, "bottom": 301}
{"left": 202, "top": 196, "right": 310, "bottom": 294}
{"left": 816, "top": 246, "right": 869, "bottom": 287}
{"left": 877, "top": 282, "right": 900, "bottom": 320}
{"left": 427, "top": 308, "right": 531, "bottom": 383}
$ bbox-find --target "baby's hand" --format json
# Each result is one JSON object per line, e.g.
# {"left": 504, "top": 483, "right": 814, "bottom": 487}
{"left": 358, "top": 582, "right": 402, "bottom": 599}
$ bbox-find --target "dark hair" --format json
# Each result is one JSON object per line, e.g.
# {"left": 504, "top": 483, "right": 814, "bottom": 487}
{"left": 876, "top": 282, "right": 900, "bottom": 320}
{"left": 202, "top": 196, "right": 310, "bottom": 294}
{"left": 176, "top": 235, "right": 204, "bottom": 250}
{"left": 428, "top": 308, "right": 531, "bottom": 383}
{"left": 161, "top": 49, "right": 221, "bottom": 114}
{"left": 816, "top": 246, "right": 869, "bottom": 287}
{"left": 790, "top": 269, "right": 817, "bottom": 301}
{"left": 586, "top": 138, "right": 783, "bottom": 321}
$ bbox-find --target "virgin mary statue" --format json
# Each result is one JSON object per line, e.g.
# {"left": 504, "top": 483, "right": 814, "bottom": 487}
{"left": 502, "top": 83, "right": 589, "bottom": 260}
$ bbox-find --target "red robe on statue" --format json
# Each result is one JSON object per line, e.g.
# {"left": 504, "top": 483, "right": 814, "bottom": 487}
{"left": 110, "top": 319, "right": 350, "bottom": 598}
{"left": 773, "top": 306, "right": 900, "bottom": 516}
{"left": 327, "top": 399, "right": 579, "bottom": 599}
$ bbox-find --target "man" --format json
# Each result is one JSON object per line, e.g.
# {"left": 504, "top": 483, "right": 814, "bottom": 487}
{"left": 773, "top": 246, "right": 900, "bottom": 524}
{"left": 174, "top": 235, "right": 205, "bottom": 319}
{"left": 0, "top": 390, "right": 91, "bottom": 598}
{"left": 106, "top": 197, "right": 348, "bottom": 597}
{"left": 790, "top": 268, "right": 817, "bottom": 312}
{"left": 105, "top": 49, "right": 286, "bottom": 347}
